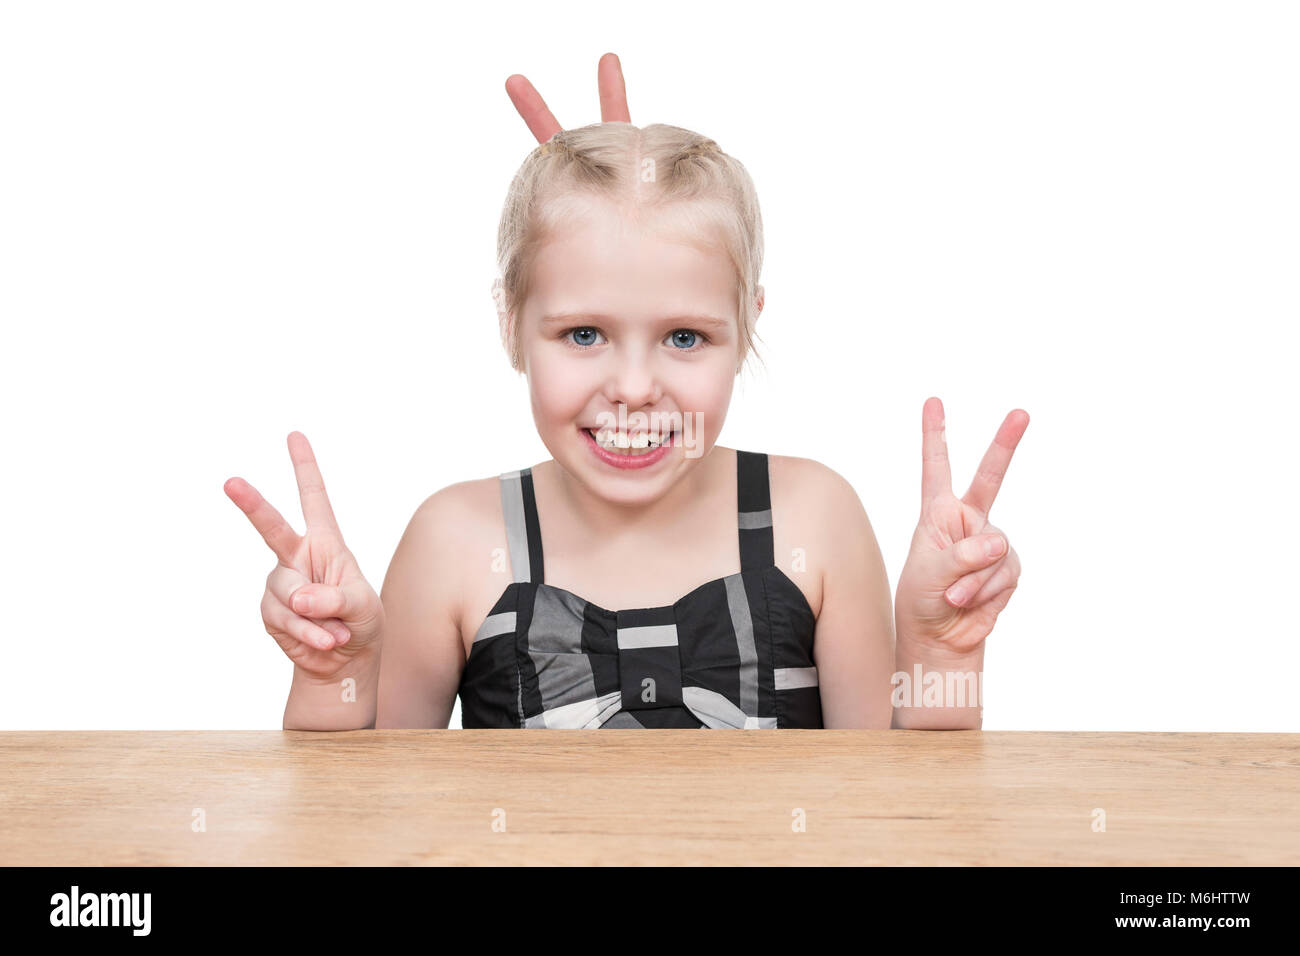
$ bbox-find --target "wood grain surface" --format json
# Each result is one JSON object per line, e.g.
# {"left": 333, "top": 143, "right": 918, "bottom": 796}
{"left": 1, "top": 731, "right": 1296, "bottom": 865}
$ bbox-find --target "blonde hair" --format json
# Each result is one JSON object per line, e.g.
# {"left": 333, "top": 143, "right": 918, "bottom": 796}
{"left": 493, "top": 122, "right": 766, "bottom": 376}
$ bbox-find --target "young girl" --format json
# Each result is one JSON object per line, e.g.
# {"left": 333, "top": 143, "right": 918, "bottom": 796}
{"left": 224, "top": 58, "right": 1027, "bottom": 732}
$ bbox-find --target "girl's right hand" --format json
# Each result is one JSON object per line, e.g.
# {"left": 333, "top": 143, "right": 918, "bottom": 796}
{"left": 224, "top": 431, "right": 385, "bottom": 680}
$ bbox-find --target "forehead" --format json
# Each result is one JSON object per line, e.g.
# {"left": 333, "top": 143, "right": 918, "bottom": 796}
{"left": 526, "top": 196, "right": 737, "bottom": 321}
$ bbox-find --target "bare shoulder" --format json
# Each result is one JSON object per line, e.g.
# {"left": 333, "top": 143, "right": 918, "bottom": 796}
{"left": 768, "top": 453, "right": 870, "bottom": 527}
{"left": 766, "top": 453, "right": 877, "bottom": 618}
{"left": 383, "top": 475, "right": 501, "bottom": 633}
{"left": 768, "top": 453, "right": 860, "bottom": 499}
{"left": 411, "top": 474, "right": 502, "bottom": 544}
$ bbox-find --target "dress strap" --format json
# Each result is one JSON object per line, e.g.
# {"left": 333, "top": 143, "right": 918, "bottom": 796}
{"left": 499, "top": 467, "right": 545, "bottom": 584}
{"left": 736, "top": 450, "right": 775, "bottom": 571}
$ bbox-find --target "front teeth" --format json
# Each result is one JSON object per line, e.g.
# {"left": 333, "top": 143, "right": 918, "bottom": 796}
{"left": 591, "top": 428, "right": 670, "bottom": 451}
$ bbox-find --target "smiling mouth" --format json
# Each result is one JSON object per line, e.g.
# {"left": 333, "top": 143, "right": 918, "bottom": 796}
{"left": 583, "top": 426, "right": 677, "bottom": 455}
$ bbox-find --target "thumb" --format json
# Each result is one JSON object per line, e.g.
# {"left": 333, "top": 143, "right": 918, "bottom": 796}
{"left": 941, "top": 534, "right": 1007, "bottom": 581}
{"left": 290, "top": 582, "right": 379, "bottom": 628}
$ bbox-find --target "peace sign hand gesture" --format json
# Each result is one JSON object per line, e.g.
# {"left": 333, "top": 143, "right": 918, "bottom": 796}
{"left": 224, "top": 432, "right": 385, "bottom": 679}
{"left": 895, "top": 398, "right": 1029, "bottom": 657}
{"left": 505, "top": 52, "right": 630, "bottom": 143}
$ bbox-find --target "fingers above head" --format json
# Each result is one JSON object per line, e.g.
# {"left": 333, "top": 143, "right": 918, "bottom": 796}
{"left": 921, "top": 396, "right": 953, "bottom": 504}
{"left": 225, "top": 476, "right": 300, "bottom": 566}
{"left": 505, "top": 73, "right": 562, "bottom": 144}
{"left": 597, "top": 52, "right": 630, "bottom": 123}
{"left": 286, "top": 431, "right": 341, "bottom": 535}
{"left": 962, "top": 408, "right": 1030, "bottom": 516}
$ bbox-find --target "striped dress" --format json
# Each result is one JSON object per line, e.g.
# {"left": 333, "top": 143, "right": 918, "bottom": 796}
{"left": 457, "top": 450, "right": 823, "bottom": 728}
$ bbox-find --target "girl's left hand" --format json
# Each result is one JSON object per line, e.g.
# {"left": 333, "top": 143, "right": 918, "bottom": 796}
{"left": 895, "top": 398, "right": 1029, "bottom": 656}
{"left": 506, "top": 52, "right": 630, "bottom": 143}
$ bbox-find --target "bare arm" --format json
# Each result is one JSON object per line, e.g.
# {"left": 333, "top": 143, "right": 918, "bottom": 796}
{"left": 374, "top": 485, "right": 473, "bottom": 729}
{"left": 890, "top": 638, "right": 985, "bottom": 730}
{"left": 283, "top": 643, "right": 382, "bottom": 730}
{"left": 804, "top": 462, "right": 896, "bottom": 730}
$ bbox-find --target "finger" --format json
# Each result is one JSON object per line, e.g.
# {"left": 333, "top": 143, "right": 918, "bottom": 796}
{"left": 319, "top": 618, "right": 352, "bottom": 644}
{"left": 921, "top": 396, "right": 953, "bottom": 504}
{"left": 225, "top": 476, "right": 301, "bottom": 566}
{"left": 945, "top": 547, "right": 1017, "bottom": 607}
{"left": 961, "top": 575, "right": 1017, "bottom": 615}
{"left": 267, "top": 572, "right": 352, "bottom": 643}
{"left": 962, "top": 408, "right": 1030, "bottom": 516}
{"left": 966, "top": 549, "right": 1021, "bottom": 608}
{"left": 290, "top": 582, "right": 376, "bottom": 630}
{"left": 262, "top": 592, "right": 337, "bottom": 651}
{"left": 505, "top": 73, "right": 562, "bottom": 143}
{"left": 597, "top": 52, "right": 631, "bottom": 123}
{"left": 287, "top": 431, "right": 341, "bottom": 535}
{"left": 939, "top": 533, "right": 1008, "bottom": 595}
{"left": 267, "top": 563, "right": 304, "bottom": 605}
{"left": 944, "top": 556, "right": 1005, "bottom": 607}
{"left": 979, "top": 584, "right": 1018, "bottom": 616}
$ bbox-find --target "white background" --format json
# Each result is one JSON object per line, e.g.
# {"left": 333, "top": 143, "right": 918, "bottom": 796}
{"left": 2, "top": 1, "right": 1295, "bottom": 731}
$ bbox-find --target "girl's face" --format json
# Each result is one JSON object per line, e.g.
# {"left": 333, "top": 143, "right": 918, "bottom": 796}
{"left": 518, "top": 196, "right": 743, "bottom": 508}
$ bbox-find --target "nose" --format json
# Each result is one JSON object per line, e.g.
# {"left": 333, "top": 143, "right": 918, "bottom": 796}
{"left": 604, "top": 349, "right": 662, "bottom": 411}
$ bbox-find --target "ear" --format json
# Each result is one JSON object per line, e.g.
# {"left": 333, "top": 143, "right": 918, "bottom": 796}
{"left": 755, "top": 284, "right": 765, "bottom": 317}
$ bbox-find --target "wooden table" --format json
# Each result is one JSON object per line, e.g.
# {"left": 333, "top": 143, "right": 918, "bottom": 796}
{"left": 1, "top": 731, "right": 1295, "bottom": 865}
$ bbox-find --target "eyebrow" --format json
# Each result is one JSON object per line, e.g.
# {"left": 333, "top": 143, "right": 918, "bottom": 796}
{"left": 540, "top": 312, "right": 732, "bottom": 332}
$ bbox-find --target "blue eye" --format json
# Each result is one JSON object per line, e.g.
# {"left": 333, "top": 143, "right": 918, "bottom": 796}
{"left": 561, "top": 326, "right": 708, "bottom": 351}
{"left": 567, "top": 327, "right": 602, "bottom": 348}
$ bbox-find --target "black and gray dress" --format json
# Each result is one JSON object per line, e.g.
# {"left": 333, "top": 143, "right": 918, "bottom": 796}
{"left": 458, "top": 450, "right": 823, "bottom": 728}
